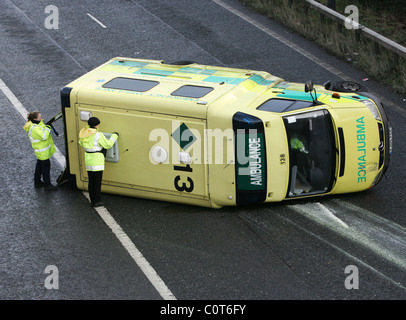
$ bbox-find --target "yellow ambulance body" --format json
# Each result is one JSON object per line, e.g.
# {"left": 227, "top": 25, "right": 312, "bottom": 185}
{"left": 60, "top": 57, "right": 392, "bottom": 208}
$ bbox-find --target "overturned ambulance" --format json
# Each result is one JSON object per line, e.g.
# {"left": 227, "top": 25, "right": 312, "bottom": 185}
{"left": 60, "top": 57, "right": 392, "bottom": 208}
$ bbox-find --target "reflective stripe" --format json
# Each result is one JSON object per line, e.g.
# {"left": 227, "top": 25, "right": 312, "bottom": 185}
{"left": 84, "top": 147, "right": 103, "bottom": 152}
{"left": 83, "top": 132, "right": 103, "bottom": 152}
{"left": 29, "top": 124, "right": 50, "bottom": 142}
{"left": 86, "top": 165, "right": 104, "bottom": 171}
{"left": 29, "top": 125, "right": 40, "bottom": 143}
{"left": 34, "top": 144, "right": 51, "bottom": 153}
{"left": 43, "top": 127, "right": 51, "bottom": 140}
{"left": 94, "top": 132, "right": 100, "bottom": 148}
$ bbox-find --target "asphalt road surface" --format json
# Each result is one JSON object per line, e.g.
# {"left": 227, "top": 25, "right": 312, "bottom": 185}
{"left": 1, "top": 0, "right": 406, "bottom": 304}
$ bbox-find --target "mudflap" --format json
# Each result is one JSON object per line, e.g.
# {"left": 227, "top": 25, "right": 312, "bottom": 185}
{"left": 57, "top": 168, "right": 69, "bottom": 185}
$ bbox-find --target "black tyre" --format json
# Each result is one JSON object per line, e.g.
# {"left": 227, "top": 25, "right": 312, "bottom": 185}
{"left": 331, "top": 80, "right": 367, "bottom": 93}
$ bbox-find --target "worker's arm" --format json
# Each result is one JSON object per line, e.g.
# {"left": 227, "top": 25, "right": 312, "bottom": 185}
{"left": 99, "top": 132, "right": 118, "bottom": 149}
{"left": 31, "top": 125, "right": 52, "bottom": 141}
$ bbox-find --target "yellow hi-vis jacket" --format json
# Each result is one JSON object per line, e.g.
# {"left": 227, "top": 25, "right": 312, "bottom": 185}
{"left": 23, "top": 120, "right": 56, "bottom": 160}
{"left": 78, "top": 126, "right": 118, "bottom": 171}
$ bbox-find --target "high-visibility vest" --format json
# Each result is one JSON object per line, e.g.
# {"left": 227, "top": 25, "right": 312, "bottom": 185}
{"left": 23, "top": 120, "right": 56, "bottom": 160}
{"left": 78, "top": 126, "right": 118, "bottom": 171}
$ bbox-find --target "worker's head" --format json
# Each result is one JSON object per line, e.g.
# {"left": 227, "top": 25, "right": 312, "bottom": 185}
{"left": 88, "top": 117, "right": 100, "bottom": 128}
{"left": 27, "top": 111, "right": 42, "bottom": 122}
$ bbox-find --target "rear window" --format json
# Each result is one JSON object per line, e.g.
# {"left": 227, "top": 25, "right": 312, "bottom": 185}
{"left": 257, "top": 99, "right": 313, "bottom": 113}
{"left": 171, "top": 85, "right": 213, "bottom": 98}
{"left": 103, "top": 77, "right": 159, "bottom": 92}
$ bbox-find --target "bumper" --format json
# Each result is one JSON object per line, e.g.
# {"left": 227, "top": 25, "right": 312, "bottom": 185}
{"left": 360, "top": 92, "right": 392, "bottom": 186}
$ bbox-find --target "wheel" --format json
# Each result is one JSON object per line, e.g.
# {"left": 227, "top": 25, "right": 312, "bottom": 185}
{"left": 331, "top": 80, "right": 367, "bottom": 93}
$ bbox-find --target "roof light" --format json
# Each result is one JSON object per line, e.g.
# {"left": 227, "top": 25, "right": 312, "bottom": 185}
{"left": 332, "top": 92, "right": 340, "bottom": 99}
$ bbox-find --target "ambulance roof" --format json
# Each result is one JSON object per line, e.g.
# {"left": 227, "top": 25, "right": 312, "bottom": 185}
{"left": 67, "top": 58, "right": 283, "bottom": 119}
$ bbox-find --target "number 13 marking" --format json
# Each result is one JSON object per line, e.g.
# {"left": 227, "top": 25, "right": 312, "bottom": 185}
{"left": 174, "top": 176, "right": 194, "bottom": 192}
{"left": 174, "top": 164, "right": 194, "bottom": 193}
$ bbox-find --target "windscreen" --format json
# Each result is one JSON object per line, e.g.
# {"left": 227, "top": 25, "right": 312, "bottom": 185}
{"left": 283, "top": 109, "right": 336, "bottom": 197}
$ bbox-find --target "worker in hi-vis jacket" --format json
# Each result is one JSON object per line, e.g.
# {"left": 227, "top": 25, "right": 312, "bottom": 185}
{"left": 24, "top": 111, "right": 57, "bottom": 191}
{"left": 78, "top": 117, "right": 118, "bottom": 207}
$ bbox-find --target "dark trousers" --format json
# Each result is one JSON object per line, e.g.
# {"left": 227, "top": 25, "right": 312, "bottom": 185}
{"left": 34, "top": 159, "right": 51, "bottom": 186}
{"left": 88, "top": 171, "right": 103, "bottom": 204}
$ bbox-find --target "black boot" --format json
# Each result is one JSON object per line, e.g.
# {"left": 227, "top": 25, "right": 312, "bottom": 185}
{"left": 34, "top": 180, "right": 44, "bottom": 188}
{"left": 44, "top": 184, "right": 57, "bottom": 191}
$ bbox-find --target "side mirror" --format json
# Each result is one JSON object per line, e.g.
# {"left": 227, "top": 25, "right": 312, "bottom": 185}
{"left": 305, "top": 81, "right": 314, "bottom": 93}
{"left": 323, "top": 80, "right": 332, "bottom": 90}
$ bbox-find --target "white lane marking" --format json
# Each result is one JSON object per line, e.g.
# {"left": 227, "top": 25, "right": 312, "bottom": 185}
{"left": 87, "top": 13, "right": 107, "bottom": 28}
{"left": 315, "top": 202, "right": 349, "bottom": 229}
{"left": 0, "top": 77, "right": 176, "bottom": 300}
{"left": 288, "top": 202, "right": 350, "bottom": 229}
{"left": 82, "top": 192, "right": 176, "bottom": 300}
{"left": 330, "top": 200, "right": 406, "bottom": 269}
{"left": 289, "top": 201, "right": 406, "bottom": 286}
{"left": 212, "top": 0, "right": 406, "bottom": 118}
{"left": 212, "top": 0, "right": 351, "bottom": 80}
{"left": 5, "top": 0, "right": 86, "bottom": 71}
{"left": 0, "top": 78, "right": 27, "bottom": 119}
{"left": 278, "top": 212, "right": 406, "bottom": 291}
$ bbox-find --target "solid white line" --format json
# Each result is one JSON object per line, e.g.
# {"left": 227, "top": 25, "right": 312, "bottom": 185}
{"left": 212, "top": 0, "right": 351, "bottom": 81}
{"left": 0, "top": 78, "right": 26, "bottom": 117}
{"left": 0, "top": 76, "right": 175, "bottom": 300}
{"left": 315, "top": 202, "right": 349, "bottom": 229}
{"left": 278, "top": 212, "right": 406, "bottom": 291}
{"left": 96, "top": 205, "right": 176, "bottom": 300}
{"left": 5, "top": 0, "right": 86, "bottom": 71}
{"left": 87, "top": 13, "right": 107, "bottom": 28}
{"left": 82, "top": 192, "right": 176, "bottom": 300}
{"left": 289, "top": 201, "right": 406, "bottom": 288}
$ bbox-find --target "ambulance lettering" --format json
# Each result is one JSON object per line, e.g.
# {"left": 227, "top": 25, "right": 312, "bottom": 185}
{"left": 248, "top": 138, "right": 263, "bottom": 186}
{"left": 356, "top": 117, "right": 367, "bottom": 183}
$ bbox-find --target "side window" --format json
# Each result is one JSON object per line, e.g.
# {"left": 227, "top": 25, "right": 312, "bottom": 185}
{"left": 171, "top": 85, "right": 213, "bottom": 98}
{"left": 257, "top": 99, "right": 313, "bottom": 113}
{"left": 103, "top": 77, "right": 159, "bottom": 92}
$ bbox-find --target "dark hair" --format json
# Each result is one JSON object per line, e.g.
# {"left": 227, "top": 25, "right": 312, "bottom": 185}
{"left": 27, "top": 111, "right": 40, "bottom": 122}
{"left": 88, "top": 117, "right": 100, "bottom": 127}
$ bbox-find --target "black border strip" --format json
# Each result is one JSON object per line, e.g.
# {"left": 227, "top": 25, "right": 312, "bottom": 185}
{"left": 232, "top": 112, "right": 267, "bottom": 206}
